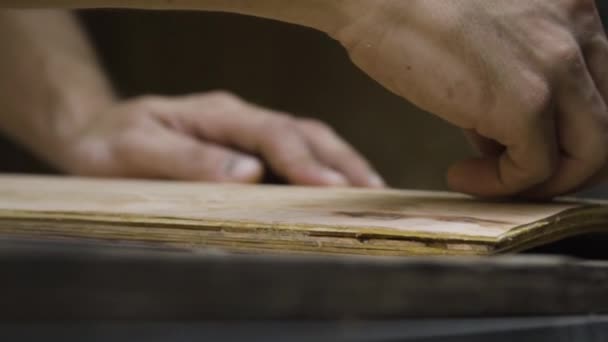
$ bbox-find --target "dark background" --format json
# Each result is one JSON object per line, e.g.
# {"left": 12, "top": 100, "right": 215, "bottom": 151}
{"left": 1, "top": 5, "right": 607, "bottom": 190}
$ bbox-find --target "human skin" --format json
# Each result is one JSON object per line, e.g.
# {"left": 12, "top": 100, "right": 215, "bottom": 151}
{"left": 0, "top": 10, "right": 383, "bottom": 187}
{"left": 2, "top": 0, "right": 608, "bottom": 197}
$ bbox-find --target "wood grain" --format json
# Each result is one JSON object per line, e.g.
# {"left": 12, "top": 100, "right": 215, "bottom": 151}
{"left": 0, "top": 174, "right": 607, "bottom": 255}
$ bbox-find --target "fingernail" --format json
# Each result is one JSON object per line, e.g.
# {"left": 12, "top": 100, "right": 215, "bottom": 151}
{"left": 368, "top": 174, "right": 386, "bottom": 188}
{"left": 228, "top": 156, "right": 261, "bottom": 180}
{"left": 320, "top": 169, "right": 349, "bottom": 186}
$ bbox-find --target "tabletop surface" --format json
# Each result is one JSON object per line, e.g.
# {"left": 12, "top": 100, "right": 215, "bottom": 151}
{"left": 1, "top": 237, "right": 607, "bottom": 320}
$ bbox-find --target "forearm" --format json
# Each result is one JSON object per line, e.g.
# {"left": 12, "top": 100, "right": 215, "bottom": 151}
{"left": 0, "top": 0, "right": 360, "bottom": 35}
{"left": 0, "top": 10, "right": 115, "bottom": 167}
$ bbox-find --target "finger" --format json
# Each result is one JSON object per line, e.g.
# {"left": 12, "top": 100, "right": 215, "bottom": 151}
{"left": 117, "top": 128, "right": 263, "bottom": 182}
{"left": 447, "top": 107, "right": 558, "bottom": 198}
{"left": 251, "top": 117, "right": 350, "bottom": 186}
{"left": 528, "top": 51, "right": 608, "bottom": 197}
{"left": 296, "top": 118, "right": 385, "bottom": 187}
{"left": 173, "top": 93, "right": 351, "bottom": 186}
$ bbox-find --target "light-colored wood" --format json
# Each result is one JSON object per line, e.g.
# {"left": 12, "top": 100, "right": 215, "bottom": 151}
{"left": 0, "top": 174, "right": 607, "bottom": 256}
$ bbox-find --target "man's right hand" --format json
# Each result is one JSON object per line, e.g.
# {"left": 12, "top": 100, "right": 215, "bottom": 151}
{"left": 332, "top": 0, "right": 608, "bottom": 197}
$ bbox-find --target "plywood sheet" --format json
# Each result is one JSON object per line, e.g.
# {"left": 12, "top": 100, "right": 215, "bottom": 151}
{"left": 0, "top": 175, "right": 606, "bottom": 255}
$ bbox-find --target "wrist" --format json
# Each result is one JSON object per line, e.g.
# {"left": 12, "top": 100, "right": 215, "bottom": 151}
{"left": 23, "top": 62, "right": 116, "bottom": 170}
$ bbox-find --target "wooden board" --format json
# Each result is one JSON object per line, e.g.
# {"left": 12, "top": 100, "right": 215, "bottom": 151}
{"left": 0, "top": 174, "right": 607, "bottom": 256}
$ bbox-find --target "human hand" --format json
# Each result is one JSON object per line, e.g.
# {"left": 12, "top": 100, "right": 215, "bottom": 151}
{"left": 333, "top": 0, "right": 608, "bottom": 197}
{"left": 47, "top": 91, "right": 384, "bottom": 187}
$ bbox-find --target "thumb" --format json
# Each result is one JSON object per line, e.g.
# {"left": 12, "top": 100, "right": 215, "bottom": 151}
{"left": 447, "top": 114, "right": 558, "bottom": 197}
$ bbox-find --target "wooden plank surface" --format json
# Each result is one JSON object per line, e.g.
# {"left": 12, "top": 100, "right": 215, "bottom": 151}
{"left": 0, "top": 175, "right": 607, "bottom": 255}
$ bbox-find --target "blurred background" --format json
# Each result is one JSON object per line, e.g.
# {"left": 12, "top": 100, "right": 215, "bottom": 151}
{"left": 1, "top": 5, "right": 607, "bottom": 190}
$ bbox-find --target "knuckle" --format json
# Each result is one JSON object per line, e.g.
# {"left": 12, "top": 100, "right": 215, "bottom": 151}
{"left": 555, "top": 45, "right": 580, "bottom": 65}
{"left": 548, "top": 40, "right": 583, "bottom": 71}
{"left": 263, "top": 114, "right": 296, "bottom": 134}
{"left": 201, "top": 91, "right": 247, "bottom": 114}
{"left": 208, "top": 90, "right": 241, "bottom": 104}
{"left": 123, "top": 97, "right": 166, "bottom": 121}
{"left": 518, "top": 75, "right": 552, "bottom": 117}
{"left": 297, "top": 118, "right": 334, "bottom": 134}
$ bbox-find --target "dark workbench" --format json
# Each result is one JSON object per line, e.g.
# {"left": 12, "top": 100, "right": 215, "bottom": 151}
{"left": 1, "top": 238, "right": 607, "bottom": 320}
{"left": 0, "top": 238, "right": 607, "bottom": 341}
